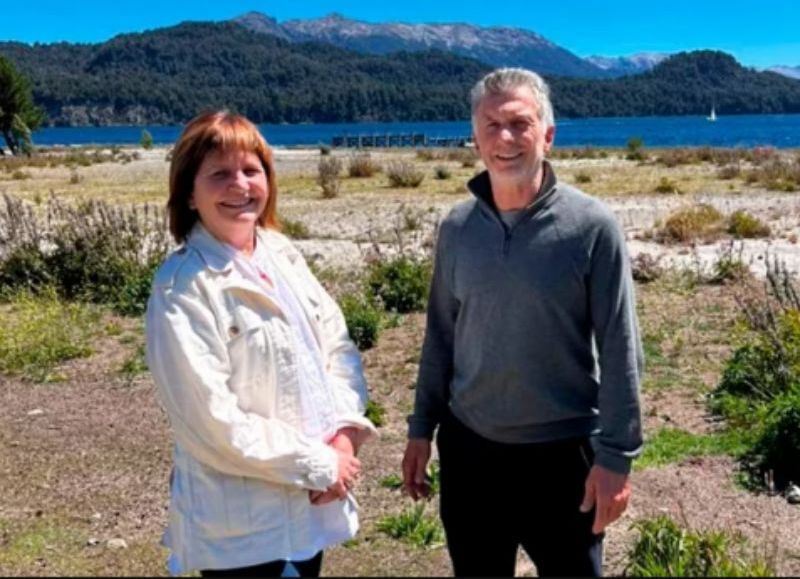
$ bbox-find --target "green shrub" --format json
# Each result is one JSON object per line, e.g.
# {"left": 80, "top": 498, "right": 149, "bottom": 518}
{"left": 717, "top": 165, "right": 741, "bottom": 180}
{"left": 366, "top": 255, "right": 432, "bottom": 313}
{"left": 319, "top": 143, "right": 331, "bottom": 156}
{"left": 347, "top": 153, "right": 381, "bottom": 178}
{"left": 745, "top": 157, "right": 800, "bottom": 192}
{"left": 709, "top": 242, "right": 751, "bottom": 285}
{"left": 0, "top": 195, "right": 170, "bottom": 316}
{"left": 415, "top": 149, "right": 436, "bottom": 161}
{"left": 448, "top": 148, "right": 478, "bottom": 167}
{"left": 710, "top": 267, "right": 800, "bottom": 490}
{"left": 400, "top": 207, "right": 422, "bottom": 231}
{"left": 377, "top": 505, "right": 444, "bottom": 548}
{"left": 339, "top": 292, "right": 383, "bottom": 350}
{"left": 280, "top": 217, "right": 311, "bottom": 240}
{"left": 744, "top": 388, "right": 800, "bottom": 489}
{"left": 654, "top": 177, "right": 681, "bottom": 194}
{"left": 710, "top": 257, "right": 750, "bottom": 285}
{"left": 625, "top": 515, "right": 773, "bottom": 577}
{"left": 112, "top": 259, "right": 161, "bottom": 316}
{"left": 714, "top": 312, "right": 800, "bottom": 405}
{"left": 317, "top": 156, "right": 342, "bottom": 198}
{"left": 658, "top": 204, "right": 724, "bottom": 243}
{"left": 386, "top": 161, "right": 425, "bottom": 188}
{"left": 139, "top": 129, "right": 153, "bottom": 150}
{"left": 365, "top": 399, "right": 386, "bottom": 427}
{"left": 727, "top": 210, "right": 771, "bottom": 239}
{"left": 631, "top": 253, "right": 663, "bottom": 283}
{"left": 0, "top": 290, "right": 101, "bottom": 382}
{"left": 433, "top": 165, "right": 452, "bottom": 180}
{"left": 626, "top": 136, "right": 646, "bottom": 161}
{"left": 575, "top": 171, "right": 592, "bottom": 184}
{"left": 0, "top": 244, "right": 53, "bottom": 296}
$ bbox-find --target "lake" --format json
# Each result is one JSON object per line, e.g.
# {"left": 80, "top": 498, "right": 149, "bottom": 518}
{"left": 30, "top": 114, "right": 800, "bottom": 149}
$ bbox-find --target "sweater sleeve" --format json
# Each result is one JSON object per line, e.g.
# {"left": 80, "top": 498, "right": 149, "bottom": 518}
{"left": 407, "top": 223, "right": 458, "bottom": 440}
{"left": 587, "top": 213, "right": 644, "bottom": 474}
{"left": 146, "top": 283, "right": 339, "bottom": 491}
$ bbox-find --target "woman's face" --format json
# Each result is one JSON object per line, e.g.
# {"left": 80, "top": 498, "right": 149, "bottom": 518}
{"left": 190, "top": 148, "right": 268, "bottom": 254}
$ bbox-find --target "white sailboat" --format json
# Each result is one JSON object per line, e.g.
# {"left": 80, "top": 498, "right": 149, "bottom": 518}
{"left": 707, "top": 106, "right": 717, "bottom": 122}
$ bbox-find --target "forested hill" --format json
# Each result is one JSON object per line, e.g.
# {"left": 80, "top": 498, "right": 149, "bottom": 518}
{"left": 552, "top": 51, "right": 800, "bottom": 117}
{"left": 0, "top": 22, "right": 490, "bottom": 126}
{"left": 2, "top": 23, "right": 800, "bottom": 126}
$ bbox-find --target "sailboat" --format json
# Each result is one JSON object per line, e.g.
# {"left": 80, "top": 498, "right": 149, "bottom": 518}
{"left": 707, "top": 106, "right": 717, "bottom": 122}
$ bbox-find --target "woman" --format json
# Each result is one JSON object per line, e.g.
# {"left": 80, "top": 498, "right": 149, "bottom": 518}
{"left": 146, "top": 111, "right": 376, "bottom": 577}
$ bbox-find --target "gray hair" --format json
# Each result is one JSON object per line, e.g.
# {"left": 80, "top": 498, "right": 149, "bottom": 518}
{"left": 470, "top": 68, "right": 555, "bottom": 129}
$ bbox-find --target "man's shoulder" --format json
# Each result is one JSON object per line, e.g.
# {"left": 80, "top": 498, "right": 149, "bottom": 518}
{"left": 441, "top": 198, "right": 478, "bottom": 229}
{"left": 555, "top": 183, "right": 619, "bottom": 230}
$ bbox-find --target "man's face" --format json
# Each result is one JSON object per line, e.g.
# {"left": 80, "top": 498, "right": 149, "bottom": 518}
{"left": 473, "top": 86, "right": 555, "bottom": 186}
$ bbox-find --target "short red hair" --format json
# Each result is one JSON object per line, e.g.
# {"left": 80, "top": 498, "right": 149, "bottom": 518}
{"left": 167, "top": 111, "right": 280, "bottom": 243}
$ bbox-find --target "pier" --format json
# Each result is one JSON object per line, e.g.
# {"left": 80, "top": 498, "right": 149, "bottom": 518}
{"left": 331, "top": 133, "right": 471, "bottom": 148}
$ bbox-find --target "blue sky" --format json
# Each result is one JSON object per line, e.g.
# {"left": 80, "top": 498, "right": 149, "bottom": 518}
{"left": 3, "top": 0, "right": 799, "bottom": 67}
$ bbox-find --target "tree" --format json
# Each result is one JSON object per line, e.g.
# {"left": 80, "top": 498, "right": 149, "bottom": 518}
{"left": 0, "top": 55, "right": 46, "bottom": 155}
{"left": 140, "top": 129, "right": 153, "bottom": 149}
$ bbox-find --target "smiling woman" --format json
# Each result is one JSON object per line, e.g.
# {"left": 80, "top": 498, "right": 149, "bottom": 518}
{"left": 188, "top": 148, "right": 269, "bottom": 255}
{"left": 146, "top": 111, "right": 376, "bottom": 577}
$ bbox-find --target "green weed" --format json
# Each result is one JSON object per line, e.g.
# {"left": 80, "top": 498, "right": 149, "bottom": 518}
{"left": 377, "top": 504, "right": 444, "bottom": 548}
{"left": 365, "top": 399, "right": 386, "bottom": 427}
{"left": 0, "top": 290, "right": 101, "bottom": 381}
{"left": 280, "top": 217, "right": 311, "bottom": 240}
{"left": 727, "top": 210, "right": 771, "bottom": 239}
{"left": 380, "top": 474, "right": 403, "bottom": 490}
{"left": 625, "top": 515, "right": 773, "bottom": 577}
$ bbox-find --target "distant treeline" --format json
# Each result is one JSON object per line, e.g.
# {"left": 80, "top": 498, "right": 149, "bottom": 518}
{"left": 551, "top": 51, "right": 800, "bottom": 117}
{"left": 2, "top": 22, "right": 800, "bottom": 126}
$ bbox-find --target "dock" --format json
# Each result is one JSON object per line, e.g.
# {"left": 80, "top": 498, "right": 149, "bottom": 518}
{"left": 331, "top": 133, "right": 471, "bottom": 148}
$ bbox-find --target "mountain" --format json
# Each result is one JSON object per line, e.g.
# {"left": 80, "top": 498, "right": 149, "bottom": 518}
{"left": 550, "top": 51, "right": 800, "bottom": 118}
{"left": 3, "top": 24, "right": 800, "bottom": 127}
{"left": 0, "top": 22, "right": 489, "bottom": 126}
{"left": 767, "top": 65, "right": 800, "bottom": 80}
{"left": 233, "top": 12, "right": 609, "bottom": 79}
{"left": 585, "top": 52, "right": 670, "bottom": 78}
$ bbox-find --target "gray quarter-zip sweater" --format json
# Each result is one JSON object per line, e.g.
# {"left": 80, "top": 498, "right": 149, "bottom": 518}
{"left": 408, "top": 162, "right": 644, "bottom": 474}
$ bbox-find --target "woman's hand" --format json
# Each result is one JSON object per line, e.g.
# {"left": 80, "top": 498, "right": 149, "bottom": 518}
{"left": 329, "top": 426, "right": 361, "bottom": 456}
{"left": 309, "top": 447, "right": 361, "bottom": 505}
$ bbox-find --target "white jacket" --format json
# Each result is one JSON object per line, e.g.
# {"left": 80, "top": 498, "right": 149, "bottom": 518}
{"left": 146, "top": 224, "right": 375, "bottom": 574}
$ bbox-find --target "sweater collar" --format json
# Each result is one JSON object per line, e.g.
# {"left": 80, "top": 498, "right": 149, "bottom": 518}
{"left": 467, "top": 159, "right": 558, "bottom": 217}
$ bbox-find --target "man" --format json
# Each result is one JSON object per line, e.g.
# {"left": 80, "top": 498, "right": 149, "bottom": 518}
{"left": 402, "top": 68, "right": 643, "bottom": 577}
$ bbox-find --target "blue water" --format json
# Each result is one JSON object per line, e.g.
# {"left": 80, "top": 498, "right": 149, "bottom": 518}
{"left": 31, "top": 114, "right": 800, "bottom": 148}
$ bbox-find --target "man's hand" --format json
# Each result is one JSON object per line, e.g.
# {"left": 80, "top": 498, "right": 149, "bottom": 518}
{"left": 402, "top": 438, "right": 432, "bottom": 501}
{"left": 579, "top": 465, "right": 631, "bottom": 534}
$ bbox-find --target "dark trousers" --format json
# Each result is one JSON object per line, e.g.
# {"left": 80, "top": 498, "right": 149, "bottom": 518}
{"left": 201, "top": 551, "right": 323, "bottom": 577}
{"left": 436, "top": 412, "right": 603, "bottom": 577}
